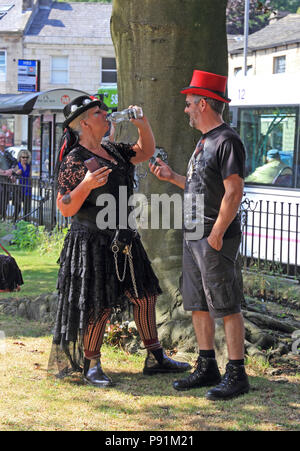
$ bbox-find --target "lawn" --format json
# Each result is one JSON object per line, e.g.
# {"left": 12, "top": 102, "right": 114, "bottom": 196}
{"left": 0, "top": 221, "right": 59, "bottom": 299}
{"left": 0, "top": 222, "right": 299, "bottom": 431}
{"left": 0, "top": 248, "right": 59, "bottom": 299}
{"left": 0, "top": 313, "right": 299, "bottom": 432}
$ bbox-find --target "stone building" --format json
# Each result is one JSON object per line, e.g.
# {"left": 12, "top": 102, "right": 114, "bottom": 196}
{"left": 0, "top": 0, "right": 115, "bottom": 146}
{"left": 228, "top": 13, "right": 300, "bottom": 78}
{"left": 23, "top": 0, "right": 115, "bottom": 93}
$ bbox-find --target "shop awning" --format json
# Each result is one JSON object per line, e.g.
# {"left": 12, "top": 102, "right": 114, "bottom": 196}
{"left": 0, "top": 92, "right": 42, "bottom": 114}
{"left": 0, "top": 89, "right": 90, "bottom": 115}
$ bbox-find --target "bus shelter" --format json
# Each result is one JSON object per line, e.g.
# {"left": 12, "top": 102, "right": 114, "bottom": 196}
{"left": 0, "top": 88, "right": 89, "bottom": 179}
{"left": 0, "top": 88, "right": 88, "bottom": 228}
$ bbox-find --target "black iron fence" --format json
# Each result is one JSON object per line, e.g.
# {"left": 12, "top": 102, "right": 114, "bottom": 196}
{"left": 240, "top": 197, "right": 300, "bottom": 280}
{"left": 0, "top": 176, "right": 69, "bottom": 230}
{"left": 1, "top": 176, "right": 300, "bottom": 280}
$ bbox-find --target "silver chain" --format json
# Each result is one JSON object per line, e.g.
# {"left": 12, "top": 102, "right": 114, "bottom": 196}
{"left": 127, "top": 245, "right": 139, "bottom": 298}
{"left": 112, "top": 242, "right": 139, "bottom": 298}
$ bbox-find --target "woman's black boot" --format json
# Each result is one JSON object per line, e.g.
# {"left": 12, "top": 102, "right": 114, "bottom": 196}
{"left": 83, "top": 358, "right": 114, "bottom": 388}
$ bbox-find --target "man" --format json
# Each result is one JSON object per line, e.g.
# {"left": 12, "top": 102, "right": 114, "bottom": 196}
{"left": 246, "top": 148, "right": 292, "bottom": 185}
{"left": 0, "top": 132, "right": 17, "bottom": 219}
{"left": 150, "top": 70, "right": 249, "bottom": 401}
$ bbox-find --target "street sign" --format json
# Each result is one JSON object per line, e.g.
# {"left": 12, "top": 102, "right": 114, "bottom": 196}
{"left": 18, "top": 59, "right": 40, "bottom": 92}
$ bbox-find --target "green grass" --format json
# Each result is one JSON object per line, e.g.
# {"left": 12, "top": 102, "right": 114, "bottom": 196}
{"left": 0, "top": 247, "right": 59, "bottom": 299}
{"left": 0, "top": 313, "right": 299, "bottom": 432}
{"left": 0, "top": 221, "right": 59, "bottom": 299}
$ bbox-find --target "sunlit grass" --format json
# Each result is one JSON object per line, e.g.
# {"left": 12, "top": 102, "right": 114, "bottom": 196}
{"left": 0, "top": 313, "right": 299, "bottom": 431}
{"left": 0, "top": 247, "right": 59, "bottom": 299}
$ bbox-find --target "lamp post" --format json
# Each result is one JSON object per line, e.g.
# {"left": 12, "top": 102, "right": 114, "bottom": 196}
{"left": 243, "top": 0, "right": 250, "bottom": 76}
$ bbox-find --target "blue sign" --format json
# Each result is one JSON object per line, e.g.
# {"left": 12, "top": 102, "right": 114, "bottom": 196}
{"left": 18, "top": 59, "right": 39, "bottom": 92}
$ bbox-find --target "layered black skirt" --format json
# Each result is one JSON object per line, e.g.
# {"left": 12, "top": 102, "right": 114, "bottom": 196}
{"left": 49, "top": 223, "right": 161, "bottom": 376}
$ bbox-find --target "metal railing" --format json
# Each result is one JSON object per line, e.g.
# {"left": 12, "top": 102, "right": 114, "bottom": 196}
{"left": 240, "top": 197, "right": 300, "bottom": 280}
{"left": 0, "top": 176, "right": 69, "bottom": 230}
{"left": 1, "top": 177, "right": 300, "bottom": 280}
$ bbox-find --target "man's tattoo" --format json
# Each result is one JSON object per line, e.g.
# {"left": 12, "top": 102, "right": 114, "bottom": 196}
{"left": 62, "top": 193, "right": 71, "bottom": 204}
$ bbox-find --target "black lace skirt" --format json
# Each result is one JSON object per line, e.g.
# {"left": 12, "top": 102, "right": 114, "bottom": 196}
{"left": 48, "top": 223, "right": 162, "bottom": 376}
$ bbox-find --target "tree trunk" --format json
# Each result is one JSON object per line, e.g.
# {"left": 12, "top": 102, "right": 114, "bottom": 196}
{"left": 111, "top": 0, "right": 228, "bottom": 338}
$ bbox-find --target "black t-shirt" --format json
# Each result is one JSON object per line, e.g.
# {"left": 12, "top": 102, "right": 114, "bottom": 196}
{"left": 184, "top": 123, "right": 245, "bottom": 239}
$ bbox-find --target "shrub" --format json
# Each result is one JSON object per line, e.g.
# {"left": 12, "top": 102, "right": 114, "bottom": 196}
{"left": 12, "top": 221, "right": 42, "bottom": 250}
{"left": 12, "top": 221, "right": 68, "bottom": 254}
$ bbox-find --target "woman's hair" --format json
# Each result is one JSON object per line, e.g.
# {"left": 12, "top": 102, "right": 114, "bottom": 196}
{"left": 17, "top": 149, "right": 31, "bottom": 164}
{"left": 68, "top": 110, "right": 89, "bottom": 135}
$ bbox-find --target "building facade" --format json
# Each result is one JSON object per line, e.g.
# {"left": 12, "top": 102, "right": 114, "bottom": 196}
{"left": 0, "top": 0, "right": 115, "bottom": 146}
{"left": 228, "top": 13, "right": 300, "bottom": 78}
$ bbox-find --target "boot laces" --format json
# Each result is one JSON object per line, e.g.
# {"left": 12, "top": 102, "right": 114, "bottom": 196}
{"left": 218, "top": 365, "right": 239, "bottom": 388}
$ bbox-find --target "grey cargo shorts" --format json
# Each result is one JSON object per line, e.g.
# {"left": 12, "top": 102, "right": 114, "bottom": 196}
{"left": 181, "top": 234, "right": 243, "bottom": 318}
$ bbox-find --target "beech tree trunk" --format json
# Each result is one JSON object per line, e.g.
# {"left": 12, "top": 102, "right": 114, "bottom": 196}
{"left": 111, "top": 0, "right": 228, "bottom": 327}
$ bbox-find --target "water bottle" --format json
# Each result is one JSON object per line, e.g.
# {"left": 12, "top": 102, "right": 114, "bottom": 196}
{"left": 108, "top": 106, "right": 143, "bottom": 124}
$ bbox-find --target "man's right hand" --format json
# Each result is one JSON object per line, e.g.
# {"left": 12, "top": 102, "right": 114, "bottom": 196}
{"left": 149, "top": 158, "right": 186, "bottom": 189}
{"left": 149, "top": 158, "right": 173, "bottom": 182}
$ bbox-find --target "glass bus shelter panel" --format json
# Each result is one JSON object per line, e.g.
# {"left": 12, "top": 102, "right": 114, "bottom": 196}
{"left": 41, "top": 120, "right": 52, "bottom": 179}
{"left": 31, "top": 116, "right": 41, "bottom": 177}
{"left": 54, "top": 122, "right": 63, "bottom": 173}
{"left": 238, "top": 107, "right": 298, "bottom": 188}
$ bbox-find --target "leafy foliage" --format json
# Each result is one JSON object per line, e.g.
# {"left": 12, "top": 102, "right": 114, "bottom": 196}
{"left": 12, "top": 221, "right": 68, "bottom": 253}
{"left": 227, "top": 0, "right": 299, "bottom": 35}
{"left": 12, "top": 221, "right": 42, "bottom": 250}
{"left": 104, "top": 320, "right": 139, "bottom": 349}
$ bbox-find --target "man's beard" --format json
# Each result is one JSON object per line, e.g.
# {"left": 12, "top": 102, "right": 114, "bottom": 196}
{"left": 189, "top": 116, "right": 196, "bottom": 128}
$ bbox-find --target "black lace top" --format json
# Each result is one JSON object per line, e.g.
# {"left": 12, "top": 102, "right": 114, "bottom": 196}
{"left": 57, "top": 141, "right": 136, "bottom": 229}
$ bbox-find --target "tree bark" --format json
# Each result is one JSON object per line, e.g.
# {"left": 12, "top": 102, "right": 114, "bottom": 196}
{"left": 111, "top": 0, "right": 228, "bottom": 322}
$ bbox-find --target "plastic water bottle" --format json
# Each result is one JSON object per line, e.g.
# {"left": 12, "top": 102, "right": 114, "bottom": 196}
{"left": 108, "top": 106, "right": 143, "bottom": 123}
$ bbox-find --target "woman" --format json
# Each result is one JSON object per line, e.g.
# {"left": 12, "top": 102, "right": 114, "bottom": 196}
{"left": 14, "top": 149, "right": 32, "bottom": 220}
{"left": 49, "top": 95, "right": 190, "bottom": 387}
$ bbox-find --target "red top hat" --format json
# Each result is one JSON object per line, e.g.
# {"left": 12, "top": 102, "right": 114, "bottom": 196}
{"left": 181, "top": 70, "right": 231, "bottom": 103}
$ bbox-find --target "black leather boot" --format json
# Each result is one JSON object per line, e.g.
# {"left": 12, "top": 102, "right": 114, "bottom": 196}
{"left": 143, "top": 350, "right": 191, "bottom": 375}
{"left": 173, "top": 356, "right": 221, "bottom": 391}
{"left": 83, "top": 358, "right": 114, "bottom": 388}
{"left": 206, "top": 363, "right": 250, "bottom": 401}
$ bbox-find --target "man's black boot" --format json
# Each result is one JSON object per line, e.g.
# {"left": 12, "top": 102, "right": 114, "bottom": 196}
{"left": 206, "top": 363, "right": 250, "bottom": 401}
{"left": 143, "top": 350, "right": 191, "bottom": 375}
{"left": 83, "top": 358, "right": 114, "bottom": 388}
{"left": 173, "top": 356, "right": 221, "bottom": 391}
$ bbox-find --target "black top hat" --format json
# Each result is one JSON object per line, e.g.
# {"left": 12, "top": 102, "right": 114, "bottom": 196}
{"left": 63, "top": 95, "right": 108, "bottom": 128}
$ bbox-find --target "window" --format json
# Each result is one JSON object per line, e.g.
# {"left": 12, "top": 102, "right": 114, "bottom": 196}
{"left": 234, "top": 66, "right": 253, "bottom": 77}
{"left": 238, "top": 106, "right": 297, "bottom": 187}
{"left": 51, "top": 56, "right": 69, "bottom": 84}
{"left": 0, "top": 50, "right": 6, "bottom": 81}
{"left": 100, "top": 57, "right": 117, "bottom": 84}
{"left": 273, "top": 56, "right": 286, "bottom": 74}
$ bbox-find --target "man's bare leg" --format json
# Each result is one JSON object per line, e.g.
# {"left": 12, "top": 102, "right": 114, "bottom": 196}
{"left": 223, "top": 312, "right": 245, "bottom": 360}
{"left": 192, "top": 311, "right": 215, "bottom": 349}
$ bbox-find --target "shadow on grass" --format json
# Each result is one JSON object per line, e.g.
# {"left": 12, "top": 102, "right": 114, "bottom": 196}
{"left": 0, "top": 313, "right": 52, "bottom": 337}
{"left": 52, "top": 371, "right": 300, "bottom": 431}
